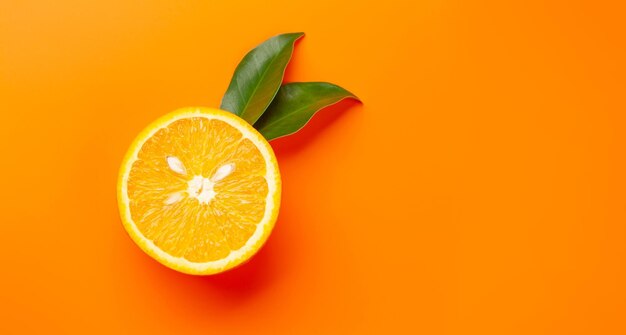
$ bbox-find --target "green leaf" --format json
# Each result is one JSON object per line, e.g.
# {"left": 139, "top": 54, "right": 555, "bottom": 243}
{"left": 220, "top": 32, "right": 304, "bottom": 125}
{"left": 255, "top": 82, "right": 360, "bottom": 141}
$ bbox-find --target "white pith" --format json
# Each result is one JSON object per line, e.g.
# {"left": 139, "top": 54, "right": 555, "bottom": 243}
{"left": 186, "top": 175, "right": 216, "bottom": 205}
{"left": 165, "top": 157, "right": 235, "bottom": 205}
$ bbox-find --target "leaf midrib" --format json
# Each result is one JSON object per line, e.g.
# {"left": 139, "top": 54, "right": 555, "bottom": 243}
{"left": 237, "top": 36, "right": 297, "bottom": 122}
{"left": 259, "top": 95, "right": 349, "bottom": 130}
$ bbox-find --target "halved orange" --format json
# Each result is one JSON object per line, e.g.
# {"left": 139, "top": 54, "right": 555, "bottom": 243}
{"left": 117, "top": 107, "right": 281, "bottom": 275}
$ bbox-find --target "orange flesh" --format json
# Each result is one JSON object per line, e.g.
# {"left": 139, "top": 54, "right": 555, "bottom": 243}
{"left": 127, "top": 117, "right": 268, "bottom": 262}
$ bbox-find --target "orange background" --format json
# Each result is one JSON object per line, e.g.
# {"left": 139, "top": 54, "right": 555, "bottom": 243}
{"left": 1, "top": 0, "right": 625, "bottom": 333}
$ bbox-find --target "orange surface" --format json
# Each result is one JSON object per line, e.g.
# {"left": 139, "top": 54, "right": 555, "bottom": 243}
{"left": 1, "top": 0, "right": 625, "bottom": 333}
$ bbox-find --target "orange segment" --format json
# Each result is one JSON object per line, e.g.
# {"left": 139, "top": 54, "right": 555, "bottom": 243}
{"left": 117, "top": 108, "right": 281, "bottom": 275}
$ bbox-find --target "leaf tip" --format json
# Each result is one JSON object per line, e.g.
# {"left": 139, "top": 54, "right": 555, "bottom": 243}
{"left": 347, "top": 93, "right": 362, "bottom": 103}
{"left": 279, "top": 32, "right": 305, "bottom": 40}
{"left": 337, "top": 86, "right": 361, "bottom": 104}
{"left": 292, "top": 32, "right": 305, "bottom": 41}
